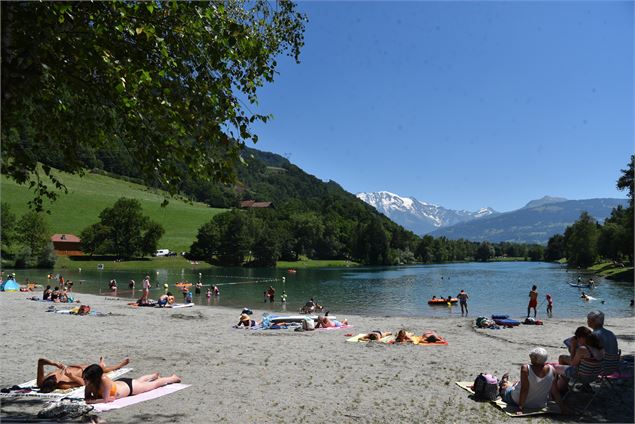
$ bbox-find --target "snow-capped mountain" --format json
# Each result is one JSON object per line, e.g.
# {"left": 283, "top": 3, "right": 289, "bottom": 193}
{"left": 356, "top": 191, "right": 497, "bottom": 235}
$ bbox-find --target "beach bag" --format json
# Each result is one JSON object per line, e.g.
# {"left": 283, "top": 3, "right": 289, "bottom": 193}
{"left": 473, "top": 373, "right": 498, "bottom": 401}
{"left": 302, "top": 318, "right": 315, "bottom": 331}
{"left": 524, "top": 317, "right": 536, "bottom": 325}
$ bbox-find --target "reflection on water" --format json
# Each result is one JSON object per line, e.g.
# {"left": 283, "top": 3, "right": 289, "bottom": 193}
{"left": 7, "top": 262, "right": 634, "bottom": 319}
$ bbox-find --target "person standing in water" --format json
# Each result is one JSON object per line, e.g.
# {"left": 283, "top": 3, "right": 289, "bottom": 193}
{"left": 527, "top": 285, "right": 538, "bottom": 318}
{"left": 457, "top": 289, "right": 469, "bottom": 316}
{"left": 545, "top": 294, "right": 553, "bottom": 317}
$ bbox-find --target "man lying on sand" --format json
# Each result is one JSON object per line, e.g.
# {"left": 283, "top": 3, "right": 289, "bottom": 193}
{"left": 37, "top": 357, "right": 129, "bottom": 393}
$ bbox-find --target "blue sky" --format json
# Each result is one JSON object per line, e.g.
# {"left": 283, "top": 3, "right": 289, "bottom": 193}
{"left": 251, "top": 1, "right": 633, "bottom": 212}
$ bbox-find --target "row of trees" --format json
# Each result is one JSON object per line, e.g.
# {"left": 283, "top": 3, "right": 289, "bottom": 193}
{"left": 1, "top": 203, "right": 55, "bottom": 268}
{"left": 545, "top": 156, "right": 634, "bottom": 267}
{"left": 188, "top": 207, "right": 546, "bottom": 267}
{"left": 1, "top": 198, "right": 164, "bottom": 267}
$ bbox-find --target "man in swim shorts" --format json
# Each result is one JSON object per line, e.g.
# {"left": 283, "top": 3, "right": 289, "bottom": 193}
{"left": 457, "top": 289, "right": 469, "bottom": 316}
{"left": 527, "top": 285, "right": 538, "bottom": 318}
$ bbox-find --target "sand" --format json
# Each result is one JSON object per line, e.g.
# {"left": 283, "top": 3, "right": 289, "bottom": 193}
{"left": 1, "top": 292, "right": 633, "bottom": 423}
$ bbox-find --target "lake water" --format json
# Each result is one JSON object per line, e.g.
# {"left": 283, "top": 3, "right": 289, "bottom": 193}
{"left": 8, "top": 262, "right": 634, "bottom": 319}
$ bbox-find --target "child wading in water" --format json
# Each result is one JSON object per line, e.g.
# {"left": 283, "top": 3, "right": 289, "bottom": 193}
{"left": 546, "top": 294, "right": 553, "bottom": 317}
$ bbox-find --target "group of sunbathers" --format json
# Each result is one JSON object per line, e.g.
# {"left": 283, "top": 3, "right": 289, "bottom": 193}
{"left": 35, "top": 357, "right": 181, "bottom": 404}
{"left": 42, "top": 285, "right": 74, "bottom": 303}
{"left": 357, "top": 329, "right": 446, "bottom": 343}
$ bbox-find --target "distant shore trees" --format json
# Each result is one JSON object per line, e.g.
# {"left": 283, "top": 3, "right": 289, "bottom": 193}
{"left": 1, "top": 203, "right": 55, "bottom": 268}
{"left": 188, "top": 207, "right": 548, "bottom": 267}
{"left": 80, "top": 198, "right": 164, "bottom": 259}
{"left": 546, "top": 155, "right": 634, "bottom": 267}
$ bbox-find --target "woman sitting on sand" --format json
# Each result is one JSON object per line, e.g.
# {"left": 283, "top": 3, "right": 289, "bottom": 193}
{"left": 82, "top": 364, "right": 181, "bottom": 404}
{"left": 157, "top": 292, "right": 176, "bottom": 307}
{"left": 358, "top": 331, "right": 392, "bottom": 341}
{"left": 51, "top": 287, "right": 61, "bottom": 302}
{"left": 42, "top": 285, "right": 52, "bottom": 301}
{"left": 498, "top": 347, "right": 556, "bottom": 415}
{"left": 237, "top": 313, "right": 258, "bottom": 327}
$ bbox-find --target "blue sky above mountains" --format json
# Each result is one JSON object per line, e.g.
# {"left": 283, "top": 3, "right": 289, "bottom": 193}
{"left": 251, "top": 1, "right": 633, "bottom": 212}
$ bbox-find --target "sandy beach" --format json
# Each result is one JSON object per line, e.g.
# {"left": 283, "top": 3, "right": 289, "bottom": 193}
{"left": 1, "top": 291, "right": 633, "bottom": 423}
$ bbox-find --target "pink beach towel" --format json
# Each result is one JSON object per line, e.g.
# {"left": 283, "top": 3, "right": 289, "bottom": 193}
{"left": 316, "top": 324, "right": 353, "bottom": 331}
{"left": 90, "top": 383, "right": 190, "bottom": 412}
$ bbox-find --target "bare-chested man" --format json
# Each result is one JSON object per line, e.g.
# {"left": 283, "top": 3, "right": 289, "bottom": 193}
{"left": 37, "top": 357, "right": 129, "bottom": 393}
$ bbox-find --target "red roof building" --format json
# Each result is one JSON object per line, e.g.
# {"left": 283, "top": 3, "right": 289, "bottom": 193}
{"left": 51, "top": 234, "right": 83, "bottom": 256}
{"left": 239, "top": 200, "right": 273, "bottom": 209}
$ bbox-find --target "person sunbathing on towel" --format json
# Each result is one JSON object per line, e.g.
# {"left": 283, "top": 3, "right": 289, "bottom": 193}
{"left": 37, "top": 357, "right": 129, "bottom": 393}
{"left": 394, "top": 330, "right": 414, "bottom": 343}
{"left": 358, "top": 331, "right": 392, "bottom": 341}
{"left": 82, "top": 364, "right": 181, "bottom": 404}
{"left": 420, "top": 330, "right": 446, "bottom": 343}
{"left": 315, "top": 315, "right": 348, "bottom": 328}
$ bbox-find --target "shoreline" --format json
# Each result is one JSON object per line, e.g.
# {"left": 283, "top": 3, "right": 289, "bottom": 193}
{"left": 1, "top": 291, "right": 634, "bottom": 423}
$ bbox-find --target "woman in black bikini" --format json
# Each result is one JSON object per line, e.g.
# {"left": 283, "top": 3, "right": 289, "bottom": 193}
{"left": 82, "top": 364, "right": 181, "bottom": 403}
{"left": 359, "top": 331, "right": 391, "bottom": 341}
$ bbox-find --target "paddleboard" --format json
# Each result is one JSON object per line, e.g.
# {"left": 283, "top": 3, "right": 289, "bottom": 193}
{"left": 569, "top": 283, "right": 591, "bottom": 288}
{"left": 167, "top": 303, "right": 194, "bottom": 308}
{"left": 268, "top": 315, "right": 336, "bottom": 323}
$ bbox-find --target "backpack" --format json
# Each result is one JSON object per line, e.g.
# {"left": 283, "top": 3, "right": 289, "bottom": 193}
{"left": 473, "top": 373, "right": 498, "bottom": 401}
{"left": 302, "top": 318, "right": 315, "bottom": 331}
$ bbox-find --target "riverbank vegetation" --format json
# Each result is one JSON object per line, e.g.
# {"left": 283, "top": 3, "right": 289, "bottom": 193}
{"left": 544, "top": 156, "right": 633, "bottom": 280}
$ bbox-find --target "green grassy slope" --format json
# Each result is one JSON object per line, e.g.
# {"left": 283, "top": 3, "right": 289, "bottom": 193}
{"left": 1, "top": 171, "right": 227, "bottom": 252}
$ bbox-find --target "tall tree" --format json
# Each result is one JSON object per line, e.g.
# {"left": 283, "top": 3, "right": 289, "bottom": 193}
{"left": 615, "top": 155, "right": 634, "bottom": 263}
{"left": 474, "top": 241, "right": 494, "bottom": 262}
{"left": 16, "top": 211, "right": 50, "bottom": 257}
{"left": 1, "top": 202, "right": 17, "bottom": 252}
{"left": 2, "top": 1, "right": 306, "bottom": 210}
{"left": 564, "top": 212, "right": 600, "bottom": 267}
{"left": 544, "top": 234, "right": 565, "bottom": 261}
{"left": 80, "top": 198, "right": 164, "bottom": 258}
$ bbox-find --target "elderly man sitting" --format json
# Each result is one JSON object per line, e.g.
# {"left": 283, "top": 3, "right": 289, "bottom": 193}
{"left": 560, "top": 310, "right": 618, "bottom": 365}
{"left": 499, "top": 347, "right": 560, "bottom": 415}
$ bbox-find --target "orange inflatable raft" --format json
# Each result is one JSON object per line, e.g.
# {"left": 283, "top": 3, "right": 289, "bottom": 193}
{"left": 427, "top": 298, "right": 458, "bottom": 305}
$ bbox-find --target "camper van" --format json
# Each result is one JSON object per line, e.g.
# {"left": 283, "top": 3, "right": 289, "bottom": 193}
{"left": 154, "top": 249, "right": 170, "bottom": 257}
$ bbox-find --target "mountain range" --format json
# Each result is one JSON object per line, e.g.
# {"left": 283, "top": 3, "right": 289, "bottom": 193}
{"left": 356, "top": 191, "right": 497, "bottom": 235}
{"left": 358, "top": 192, "right": 627, "bottom": 244}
